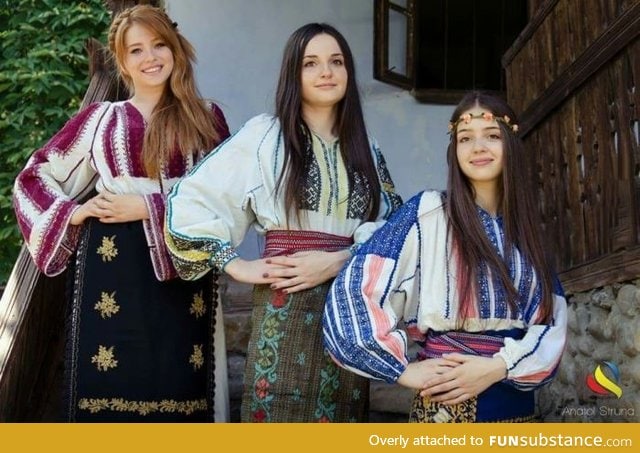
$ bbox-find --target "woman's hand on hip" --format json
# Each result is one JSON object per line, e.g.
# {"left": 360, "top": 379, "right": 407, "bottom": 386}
{"left": 262, "top": 249, "right": 351, "bottom": 293}
{"left": 94, "top": 192, "right": 150, "bottom": 223}
{"left": 70, "top": 192, "right": 148, "bottom": 225}
{"left": 224, "top": 257, "right": 289, "bottom": 285}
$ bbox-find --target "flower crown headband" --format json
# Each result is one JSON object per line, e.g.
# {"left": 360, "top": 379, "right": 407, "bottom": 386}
{"left": 447, "top": 112, "right": 519, "bottom": 134}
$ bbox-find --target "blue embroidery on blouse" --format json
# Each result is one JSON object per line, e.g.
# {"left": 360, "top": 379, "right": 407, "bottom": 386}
{"left": 358, "top": 192, "right": 422, "bottom": 259}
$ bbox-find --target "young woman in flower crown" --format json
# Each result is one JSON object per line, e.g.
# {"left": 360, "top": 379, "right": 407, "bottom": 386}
{"left": 323, "top": 91, "right": 567, "bottom": 423}
{"left": 13, "top": 4, "right": 230, "bottom": 421}
{"left": 166, "top": 23, "right": 402, "bottom": 422}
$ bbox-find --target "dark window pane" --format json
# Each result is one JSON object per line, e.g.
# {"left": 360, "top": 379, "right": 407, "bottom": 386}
{"left": 416, "top": 0, "right": 527, "bottom": 93}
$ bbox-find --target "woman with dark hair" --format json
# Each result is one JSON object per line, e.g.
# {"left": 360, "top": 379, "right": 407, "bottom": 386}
{"left": 13, "top": 4, "right": 230, "bottom": 421}
{"left": 323, "top": 91, "right": 567, "bottom": 423}
{"left": 166, "top": 23, "right": 402, "bottom": 422}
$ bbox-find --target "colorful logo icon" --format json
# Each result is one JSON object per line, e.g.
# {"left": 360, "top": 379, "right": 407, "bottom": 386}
{"left": 586, "top": 361, "right": 622, "bottom": 398}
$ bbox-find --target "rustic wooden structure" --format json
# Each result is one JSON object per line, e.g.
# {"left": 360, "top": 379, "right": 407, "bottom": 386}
{"left": 503, "top": 0, "right": 640, "bottom": 293}
{"left": 0, "top": 0, "right": 154, "bottom": 421}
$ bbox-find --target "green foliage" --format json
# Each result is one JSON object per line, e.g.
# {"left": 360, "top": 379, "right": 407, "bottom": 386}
{"left": 0, "top": 0, "right": 110, "bottom": 284}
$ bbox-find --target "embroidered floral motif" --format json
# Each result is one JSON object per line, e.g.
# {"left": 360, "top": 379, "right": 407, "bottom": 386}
{"left": 352, "top": 388, "right": 361, "bottom": 400}
{"left": 189, "top": 344, "right": 204, "bottom": 370}
{"left": 271, "top": 289, "right": 287, "bottom": 308}
{"left": 409, "top": 393, "right": 477, "bottom": 422}
{"left": 261, "top": 315, "right": 281, "bottom": 340}
{"left": 91, "top": 345, "right": 118, "bottom": 371}
{"left": 255, "top": 343, "right": 275, "bottom": 369}
{"left": 189, "top": 292, "right": 206, "bottom": 319}
{"left": 249, "top": 302, "right": 288, "bottom": 422}
{"left": 253, "top": 409, "right": 267, "bottom": 422}
{"left": 96, "top": 235, "right": 118, "bottom": 262}
{"left": 77, "top": 398, "right": 207, "bottom": 415}
{"left": 314, "top": 354, "right": 340, "bottom": 421}
{"left": 304, "top": 313, "right": 314, "bottom": 325}
{"left": 94, "top": 291, "right": 120, "bottom": 318}
{"left": 255, "top": 378, "right": 270, "bottom": 400}
{"left": 296, "top": 352, "right": 306, "bottom": 365}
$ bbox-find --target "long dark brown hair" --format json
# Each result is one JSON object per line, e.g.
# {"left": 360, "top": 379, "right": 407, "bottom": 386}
{"left": 275, "top": 23, "right": 381, "bottom": 222}
{"left": 109, "top": 5, "right": 221, "bottom": 177}
{"left": 446, "top": 91, "right": 554, "bottom": 324}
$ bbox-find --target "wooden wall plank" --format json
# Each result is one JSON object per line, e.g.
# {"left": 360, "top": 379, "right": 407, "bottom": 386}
{"left": 505, "top": 1, "right": 640, "bottom": 292}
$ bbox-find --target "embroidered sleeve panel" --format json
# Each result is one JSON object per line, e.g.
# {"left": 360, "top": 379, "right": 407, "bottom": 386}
{"left": 350, "top": 139, "right": 403, "bottom": 247}
{"left": 165, "top": 115, "right": 274, "bottom": 279}
{"left": 371, "top": 139, "right": 403, "bottom": 218}
{"left": 36, "top": 200, "right": 83, "bottom": 276}
{"left": 13, "top": 102, "right": 109, "bottom": 276}
{"left": 495, "top": 292, "right": 568, "bottom": 390}
{"left": 210, "top": 102, "right": 231, "bottom": 143}
{"left": 142, "top": 193, "right": 177, "bottom": 281}
{"left": 323, "top": 194, "right": 423, "bottom": 383}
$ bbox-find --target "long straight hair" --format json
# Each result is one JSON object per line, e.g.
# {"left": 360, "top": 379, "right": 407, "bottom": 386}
{"left": 275, "top": 23, "right": 381, "bottom": 223}
{"left": 446, "top": 91, "right": 554, "bottom": 324}
{"left": 109, "top": 5, "right": 221, "bottom": 177}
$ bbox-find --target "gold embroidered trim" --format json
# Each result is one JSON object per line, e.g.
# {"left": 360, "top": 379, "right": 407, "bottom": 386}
{"left": 94, "top": 291, "right": 120, "bottom": 318}
{"left": 189, "top": 344, "right": 204, "bottom": 370}
{"left": 91, "top": 345, "right": 118, "bottom": 371}
{"left": 189, "top": 292, "right": 206, "bottom": 319}
{"left": 97, "top": 235, "right": 118, "bottom": 262}
{"left": 77, "top": 398, "right": 207, "bottom": 415}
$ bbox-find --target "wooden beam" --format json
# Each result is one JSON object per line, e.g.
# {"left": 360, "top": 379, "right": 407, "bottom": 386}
{"left": 502, "top": 0, "right": 560, "bottom": 67}
{"left": 517, "top": 2, "right": 640, "bottom": 137}
{"left": 560, "top": 246, "right": 640, "bottom": 294}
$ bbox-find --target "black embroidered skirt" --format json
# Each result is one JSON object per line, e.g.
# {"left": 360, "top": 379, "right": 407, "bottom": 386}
{"left": 63, "top": 219, "right": 222, "bottom": 422}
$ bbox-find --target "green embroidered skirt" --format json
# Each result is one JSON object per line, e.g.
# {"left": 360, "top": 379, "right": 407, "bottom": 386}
{"left": 241, "top": 282, "right": 369, "bottom": 422}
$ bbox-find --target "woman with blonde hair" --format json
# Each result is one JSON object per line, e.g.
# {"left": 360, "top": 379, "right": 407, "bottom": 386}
{"left": 13, "top": 4, "right": 230, "bottom": 421}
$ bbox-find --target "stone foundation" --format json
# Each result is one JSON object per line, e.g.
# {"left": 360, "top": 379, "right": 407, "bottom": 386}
{"left": 537, "top": 279, "right": 640, "bottom": 422}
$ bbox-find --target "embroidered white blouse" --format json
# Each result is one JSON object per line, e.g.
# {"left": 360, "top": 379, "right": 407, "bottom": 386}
{"left": 323, "top": 190, "right": 568, "bottom": 390}
{"left": 165, "top": 113, "right": 403, "bottom": 279}
{"left": 13, "top": 100, "right": 229, "bottom": 280}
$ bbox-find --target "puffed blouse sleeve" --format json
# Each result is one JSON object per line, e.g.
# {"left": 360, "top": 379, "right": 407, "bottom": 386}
{"left": 165, "top": 115, "right": 269, "bottom": 280}
{"left": 12, "top": 102, "right": 109, "bottom": 276}
{"left": 323, "top": 193, "right": 424, "bottom": 383}
{"left": 139, "top": 102, "right": 231, "bottom": 281}
{"left": 351, "top": 138, "right": 403, "bottom": 250}
{"left": 495, "top": 279, "right": 568, "bottom": 390}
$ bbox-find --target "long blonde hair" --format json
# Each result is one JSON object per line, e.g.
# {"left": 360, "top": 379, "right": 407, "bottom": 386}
{"left": 108, "top": 4, "right": 220, "bottom": 177}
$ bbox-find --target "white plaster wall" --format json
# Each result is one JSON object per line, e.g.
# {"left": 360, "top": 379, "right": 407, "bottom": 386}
{"left": 165, "top": 0, "right": 453, "bottom": 257}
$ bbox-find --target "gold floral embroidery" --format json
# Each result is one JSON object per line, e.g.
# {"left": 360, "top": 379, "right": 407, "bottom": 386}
{"left": 189, "top": 292, "right": 206, "bottom": 319}
{"left": 96, "top": 235, "right": 118, "bottom": 262}
{"left": 77, "top": 398, "right": 207, "bottom": 415}
{"left": 189, "top": 344, "right": 204, "bottom": 371}
{"left": 94, "top": 291, "right": 120, "bottom": 318}
{"left": 91, "top": 345, "right": 118, "bottom": 371}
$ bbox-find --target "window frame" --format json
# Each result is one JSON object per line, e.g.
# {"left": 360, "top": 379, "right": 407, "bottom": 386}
{"left": 374, "top": 0, "right": 526, "bottom": 104}
{"left": 373, "top": 0, "right": 416, "bottom": 90}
